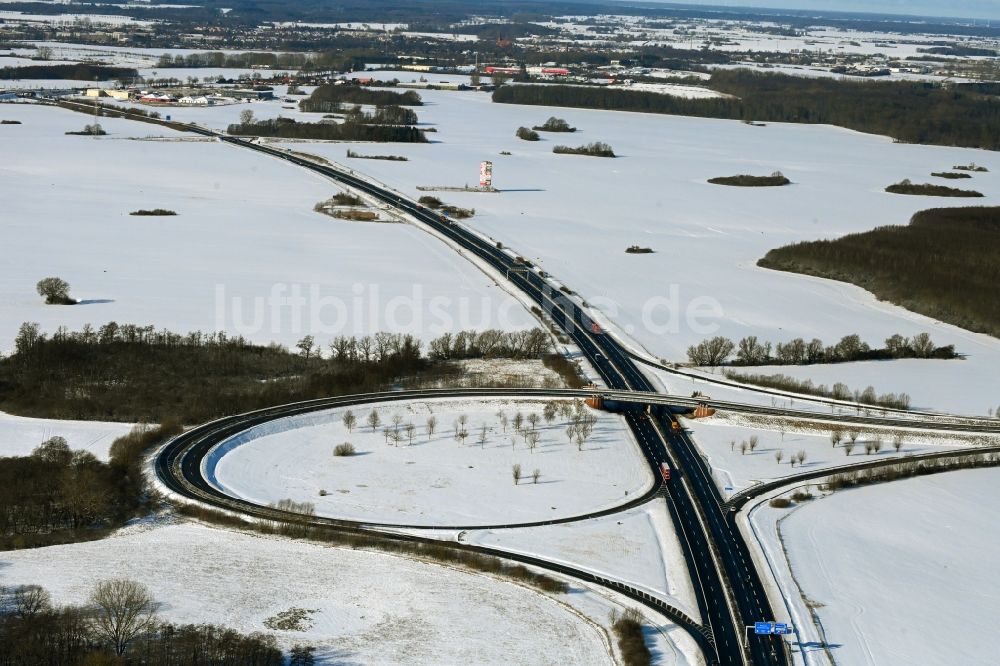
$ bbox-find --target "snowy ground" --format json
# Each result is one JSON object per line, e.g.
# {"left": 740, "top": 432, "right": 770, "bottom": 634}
{"left": 215, "top": 73, "right": 1000, "bottom": 417}
{"left": 0, "top": 520, "right": 628, "bottom": 665}
{"left": 11, "top": 74, "right": 1000, "bottom": 415}
{"left": 207, "top": 397, "right": 653, "bottom": 525}
{"left": 0, "top": 411, "right": 133, "bottom": 461}
{"left": 0, "top": 102, "right": 534, "bottom": 353}
{"left": 461, "top": 500, "right": 700, "bottom": 620}
{"left": 684, "top": 414, "right": 971, "bottom": 497}
{"left": 750, "top": 467, "right": 1000, "bottom": 666}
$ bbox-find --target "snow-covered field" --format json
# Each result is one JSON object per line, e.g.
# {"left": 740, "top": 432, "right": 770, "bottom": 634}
{"left": 207, "top": 398, "right": 653, "bottom": 525}
{"left": 685, "top": 415, "right": 969, "bottom": 496}
{"left": 0, "top": 520, "right": 622, "bottom": 665}
{"left": 207, "top": 73, "right": 1000, "bottom": 417}
{"left": 464, "top": 500, "right": 700, "bottom": 619}
{"left": 0, "top": 103, "right": 534, "bottom": 352}
{"left": 0, "top": 411, "right": 133, "bottom": 460}
{"left": 753, "top": 468, "right": 1000, "bottom": 666}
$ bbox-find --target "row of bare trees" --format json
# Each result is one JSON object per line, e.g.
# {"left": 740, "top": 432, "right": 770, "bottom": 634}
{"left": 0, "top": 579, "right": 289, "bottom": 664}
{"left": 689, "top": 331, "right": 955, "bottom": 366}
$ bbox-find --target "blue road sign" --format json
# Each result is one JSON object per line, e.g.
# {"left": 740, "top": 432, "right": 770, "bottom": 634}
{"left": 724, "top": 486, "right": 733, "bottom": 491}
{"left": 774, "top": 623, "right": 793, "bottom": 635}
{"left": 754, "top": 622, "right": 773, "bottom": 635}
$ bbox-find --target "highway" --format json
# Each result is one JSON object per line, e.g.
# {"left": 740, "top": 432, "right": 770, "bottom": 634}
{"left": 151, "top": 126, "right": 779, "bottom": 666}
{"left": 148, "top": 120, "right": 995, "bottom": 665}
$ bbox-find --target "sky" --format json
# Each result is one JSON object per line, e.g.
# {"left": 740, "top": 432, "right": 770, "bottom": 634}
{"left": 667, "top": 1, "right": 1000, "bottom": 21}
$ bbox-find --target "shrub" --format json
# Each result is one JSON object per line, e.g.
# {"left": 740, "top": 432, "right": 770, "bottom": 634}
{"left": 533, "top": 116, "right": 576, "bottom": 132}
{"left": 708, "top": 172, "right": 790, "bottom": 186}
{"left": 515, "top": 126, "right": 540, "bottom": 141}
{"left": 885, "top": 180, "right": 983, "bottom": 197}
{"left": 1, "top": 119, "right": 22, "bottom": 125}
{"left": 331, "top": 192, "right": 362, "bottom": 206}
{"left": 333, "top": 442, "right": 356, "bottom": 456}
{"left": 769, "top": 497, "right": 792, "bottom": 508}
{"left": 36, "top": 277, "right": 75, "bottom": 305}
{"left": 418, "top": 195, "right": 443, "bottom": 208}
{"left": 130, "top": 209, "right": 177, "bottom": 216}
{"left": 931, "top": 171, "right": 972, "bottom": 179}
{"left": 610, "top": 608, "right": 651, "bottom": 666}
{"left": 625, "top": 245, "right": 654, "bottom": 254}
{"left": 441, "top": 204, "right": 474, "bottom": 219}
{"left": 553, "top": 141, "right": 615, "bottom": 157}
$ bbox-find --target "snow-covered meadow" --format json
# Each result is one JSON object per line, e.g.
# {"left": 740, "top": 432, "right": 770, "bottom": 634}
{"left": 0, "top": 411, "right": 133, "bottom": 460}
{"left": 0, "top": 520, "right": 622, "bottom": 665}
{"left": 0, "top": 103, "right": 535, "bottom": 353}
{"left": 685, "top": 415, "right": 971, "bottom": 496}
{"left": 207, "top": 398, "right": 653, "bottom": 525}
{"left": 231, "top": 72, "right": 1000, "bottom": 417}
{"left": 751, "top": 467, "right": 1000, "bottom": 666}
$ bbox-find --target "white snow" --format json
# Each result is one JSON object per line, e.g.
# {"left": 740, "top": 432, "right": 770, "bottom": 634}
{"left": 211, "top": 73, "right": 1000, "bottom": 417}
{"left": 0, "top": 411, "right": 133, "bottom": 461}
{"left": 463, "top": 500, "right": 701, "bottom": 620}
{"left": 207, "top": 397, "right": 653, "bottom": 525}
{"left": 0, "top": 103, "right": 535, "bottom": 353}
{"left": 753, "top": 468, "right": 1000, "bottom": 666}
{"left": 0, "top": 520, "right": 619, "bottom": 665}
{"left": 684, "top": 415, "right": 970, "bottom": 497}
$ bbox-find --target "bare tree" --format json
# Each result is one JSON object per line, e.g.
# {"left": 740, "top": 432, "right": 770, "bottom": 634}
{"left": 864, "top": 441, "right": 875, "bottom": 455}
{"left": 513, "top": 411, "right": 524, "bottom": 432}
{"left": 532, "top": 468, "right": 541, "bottom": 484}
{"left": 389, "top": 429, "right": 402, "bottom": 447}
{"left": 36, "top": 277, "right": 74, "bottom": 305}
{"left": 543, "top": 402, "right": 558, "bottom": 424}
{"left": 497, "top": 409, "right": 507, "bottom": 432}
{"left": 12, "top": 585, "right": 51, "bottom": 618}
{"left": 367, "top": 409, "right": 381, "bottom": 432}
{"left": 342, "top": 410, "right": 357, "bottom": 433}
{"left": 893, "top": 434, "right": 904, "bottom": 452}
{"left": 457, "top": 429, "right": 469, "bottom": 445}
{"left": 795, "top": 450, "right": 807, "bottom": 466}
{"left": 848, "top": 430, "right": 860, "bottom": 446}
{"left": 872, "top": 438, "right": 883, "bottom": 454}
{"left": 740, "top": 441, "right": 748, "bottom": 455}
{"left": 478, "top": 424, "right": 488, "bottom": 448}
{"left": 512, "top": 464, "right": 522, "bottom": 485}
{"left": 405, "top": 423, "right": 415, "bottom": 446}
{"left": 239, "top": 108, "right": 255, "bottom": 126}
{"left": 830, "top": 429, "right": 843, "bottom": 448}
{"left": 527, "top": 413, "right": 540, "bottom": 430}
{"left": 426, "top": 415, "right": 437, "bottom": 439}
{"left": 458, "top": 414, "right": 469, "bottom": 431}
{"left": 844, "top": 442, "right": 855, "bottom": 456}
{"left": 89, "top": 579, "right": 158, "bottom": 656}
{"left": 566, "top": 424, "right": 578, "bottom": 444}
{"left": 774, "top": 450, "right": 784, "bottom": 465}
{"left": 730, "top": 440, "right": 736, "bottom": 451}
{"left": 749, "top": 435, "right": 759, "bottom": 452}
{"left": 392, "top": 414, "right": 403, "bottom": 430}
{"left": 527, "top": 430, "right": 540, "bottom": 453}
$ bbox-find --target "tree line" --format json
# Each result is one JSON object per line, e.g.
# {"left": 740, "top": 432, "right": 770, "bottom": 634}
{"left": 759, "top": 207, "right": 1000, "bottom": 339}
{"left": 0, "top": 64, "right": 138, "bottom": 81}
{"left": 0, "top": 423, "right": 180, "bottom": 549}
{"left": 0, "top": 579, "right": 293, "bottom": 665}
{"left": 0, "top": 323, "right": 552, "bottom": 423}
{"left": 227, "top": 117, "right": 426, "bottom": 142}
{"left": 493, "top": 70, "right": 1000, "bottom": 151}
{"left": 723, "top": 371, "right": 912, "bottom": 410}
{"left": 687, "top": 331, "right": 955, "bottom": 366}
{"left": 300, "top": 84, "right": 423, "bottom": 111}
